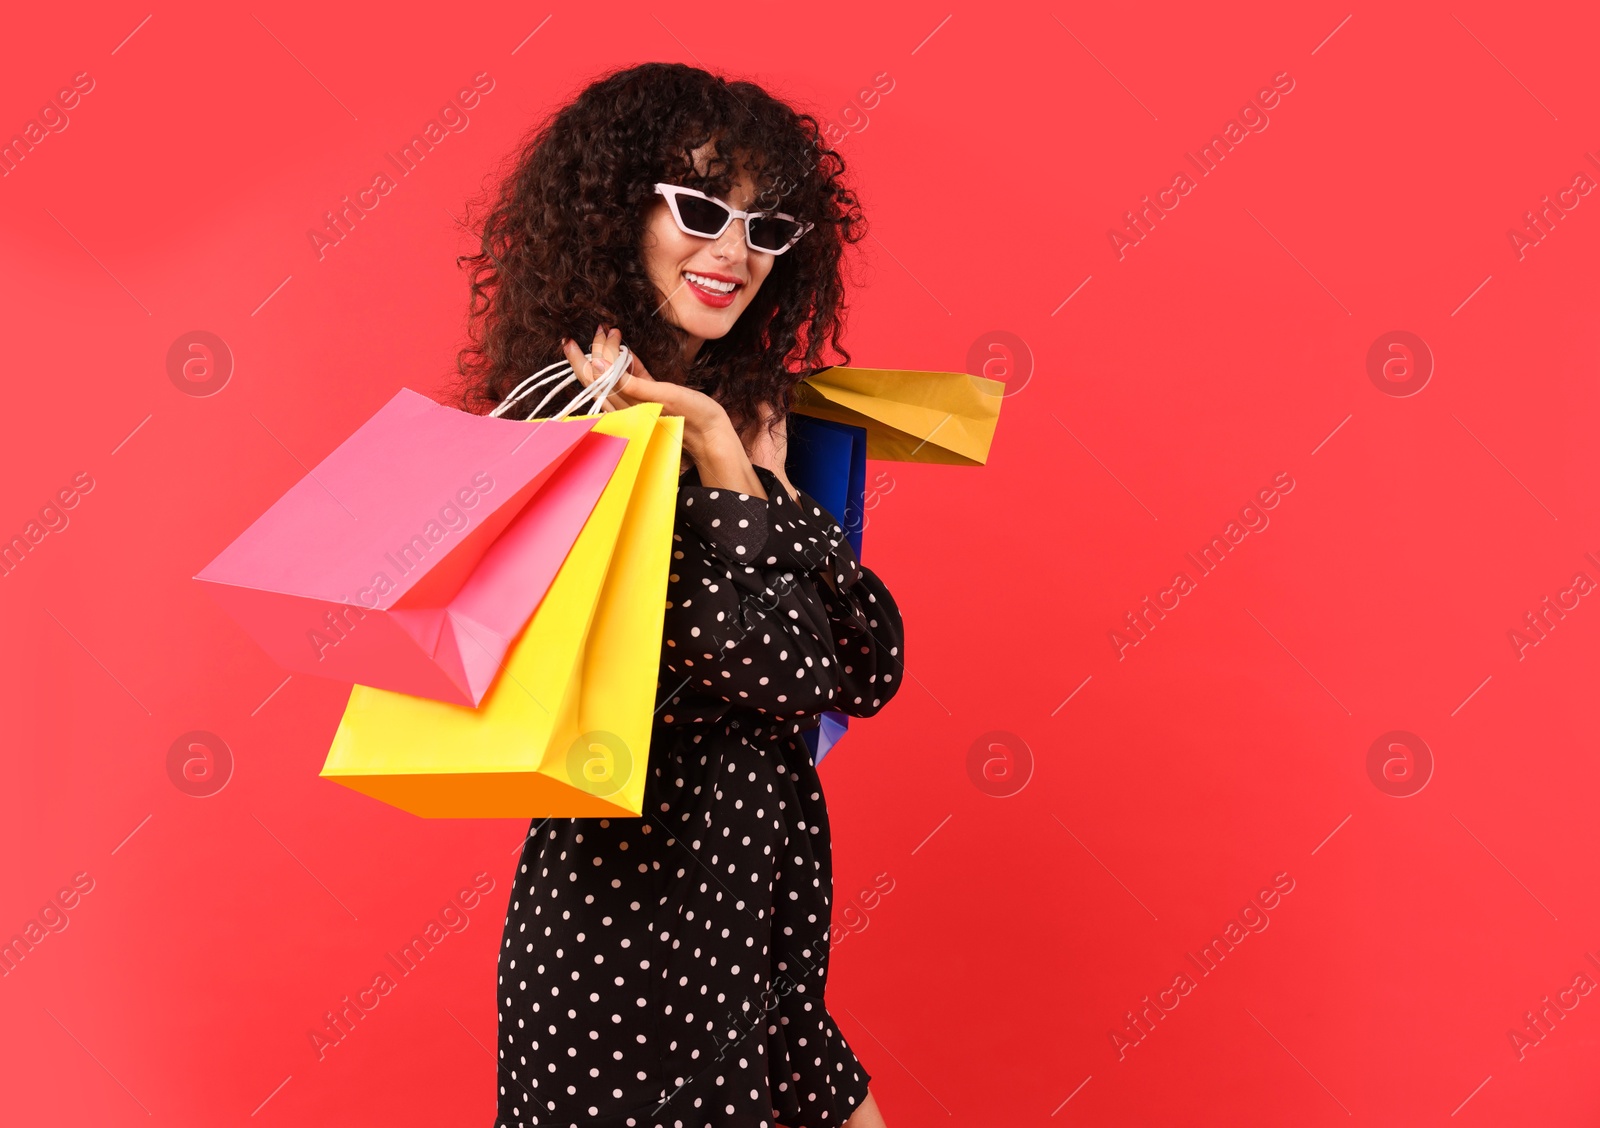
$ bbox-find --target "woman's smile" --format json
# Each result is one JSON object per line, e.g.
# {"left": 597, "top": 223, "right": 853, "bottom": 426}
{"left": 682, "top": 268, "right": 744, "bottom": 307}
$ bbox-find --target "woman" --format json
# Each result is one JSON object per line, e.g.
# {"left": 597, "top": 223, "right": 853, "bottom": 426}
{"left": 455, "top": 63, "right": 905, "bottom": 1128}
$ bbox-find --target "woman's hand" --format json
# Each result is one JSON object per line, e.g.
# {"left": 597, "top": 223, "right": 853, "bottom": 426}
{"left": 563, "top": 325, "right": 768, "bottom": 499}
{"left": 560, "top": 326, "right": 721, "bottom": 444}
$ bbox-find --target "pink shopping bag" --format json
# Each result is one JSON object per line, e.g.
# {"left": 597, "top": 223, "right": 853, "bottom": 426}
{"left": 195, "top": 388, "right": 627, "bottom": 706}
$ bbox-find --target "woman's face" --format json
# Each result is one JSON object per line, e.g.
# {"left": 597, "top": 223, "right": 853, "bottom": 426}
{"left": 643, "top": 152, "right": 775, "bottom": 358}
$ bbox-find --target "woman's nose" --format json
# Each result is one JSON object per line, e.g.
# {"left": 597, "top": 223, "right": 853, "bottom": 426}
{"left": 711, "top": 219, "right": 749, "bottom": 263}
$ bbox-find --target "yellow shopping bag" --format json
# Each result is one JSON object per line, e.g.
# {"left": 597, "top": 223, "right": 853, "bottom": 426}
{"left": 320, "top": 403, "right": 682, "bottom": 818}
{"left": 793, "top": 366, "right": 1003, "bottom": 465}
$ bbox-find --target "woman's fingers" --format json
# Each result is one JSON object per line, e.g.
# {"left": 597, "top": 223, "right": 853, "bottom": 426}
{"left": 563, "top": 328, "right": 632, "bottom": 413}
{"left": 564, "top": 333, "right": 613, "bottom": 384}
{"left": 561, "top": 328, "right": 687, "bottom": 416}
{"left": 587, "top": 326, "right": 626, "bottom": 381}
{"left": 597, "top": 326, "right": 626, "bottom": 373}
{"left": 560, "top": 337, "right": 591, "bottom": 385}
{"left": 596, "top": 328, "right": 630, "bottom": 409}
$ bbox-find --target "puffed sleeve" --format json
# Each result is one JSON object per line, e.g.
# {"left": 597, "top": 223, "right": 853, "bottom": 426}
{"left": 658, "top": 464, "right": 905, "bottom": 724}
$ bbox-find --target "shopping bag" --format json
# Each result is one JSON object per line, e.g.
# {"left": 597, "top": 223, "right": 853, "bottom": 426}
{"left": 793, "top": 366, "right": 1003, "bottom": 466}
{"left": 786, "top": 414, "right": 870, "bottom": 766}
{"left": 788, "top": 365, "right": 1006, "bottom": 760}
{"left": 320, "top": 403, "right": 682, "bottom": 818}
{"left": 785, "top": 415, "right": 867, "bottom": 559}
{"left": 196, "top": 388, "right": 626, "bottom": 706}
{"left": 803, "top": 711, "right": 851, "bottom": 767}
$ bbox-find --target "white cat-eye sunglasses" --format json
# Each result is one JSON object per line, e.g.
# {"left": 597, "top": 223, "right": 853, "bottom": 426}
{"left": 653, "top": 183, "right": 812, "bottom": 255}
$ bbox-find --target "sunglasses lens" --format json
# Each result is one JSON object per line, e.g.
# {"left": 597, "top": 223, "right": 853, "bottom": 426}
{"left": 747, "top": 215, "right": 803, "bottom": 252}
{"left": 673, "top": 194, "right": 729, "bottom": 237}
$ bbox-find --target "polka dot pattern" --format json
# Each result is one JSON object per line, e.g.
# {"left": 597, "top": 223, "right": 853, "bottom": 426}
{"left": 494, "top": 463, "right": 905, "bottom": 1128}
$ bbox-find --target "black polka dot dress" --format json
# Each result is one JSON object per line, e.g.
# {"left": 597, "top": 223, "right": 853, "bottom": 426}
{"left": 495, "top": 461, "right": 906, "bottom": 1128}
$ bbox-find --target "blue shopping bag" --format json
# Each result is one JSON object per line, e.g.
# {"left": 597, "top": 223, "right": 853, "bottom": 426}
{"left": 787, "top": 415, "right": 867, "bottom": 559}
{"left": 787, "top": 415, "right": 868, "bottom": 764}
{"left": 802, "top": 712, "right": 851, "bottom": 767}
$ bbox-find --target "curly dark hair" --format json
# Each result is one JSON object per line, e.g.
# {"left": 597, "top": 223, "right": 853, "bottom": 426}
{"left": 450, "top": 62, "right": 867, "bottom": 444}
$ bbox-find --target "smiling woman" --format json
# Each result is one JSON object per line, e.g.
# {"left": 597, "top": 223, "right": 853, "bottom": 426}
{"left": 452, "top": 61, "right": 865, "bottom": 451}
{"left": 451, "top": 62, "right": 902, "bottom": 1128}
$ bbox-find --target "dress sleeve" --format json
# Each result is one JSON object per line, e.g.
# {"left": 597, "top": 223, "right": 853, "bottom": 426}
{"left": 658, "top": 464, "right": 905, "bottom": 724}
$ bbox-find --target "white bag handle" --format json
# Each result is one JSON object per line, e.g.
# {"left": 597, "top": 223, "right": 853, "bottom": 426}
{"left": 491, "top": 346, "right": 633, "bottom": 421}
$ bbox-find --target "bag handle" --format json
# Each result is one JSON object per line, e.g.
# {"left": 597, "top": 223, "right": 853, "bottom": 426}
{"left": 491, "top": 346, "right": 633, "bottom": 421}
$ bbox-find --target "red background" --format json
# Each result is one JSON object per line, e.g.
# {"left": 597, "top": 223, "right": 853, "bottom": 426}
{"left": 2, "top": 1, "right": 1597, "bottom": 1124}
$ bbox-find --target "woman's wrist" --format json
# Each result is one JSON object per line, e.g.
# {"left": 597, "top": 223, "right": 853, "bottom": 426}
{"left": 690, "top": 429, "right": 768, "bottom": 500}
{"left": 680, "top": 401, "right": 734, "bottom": 460}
